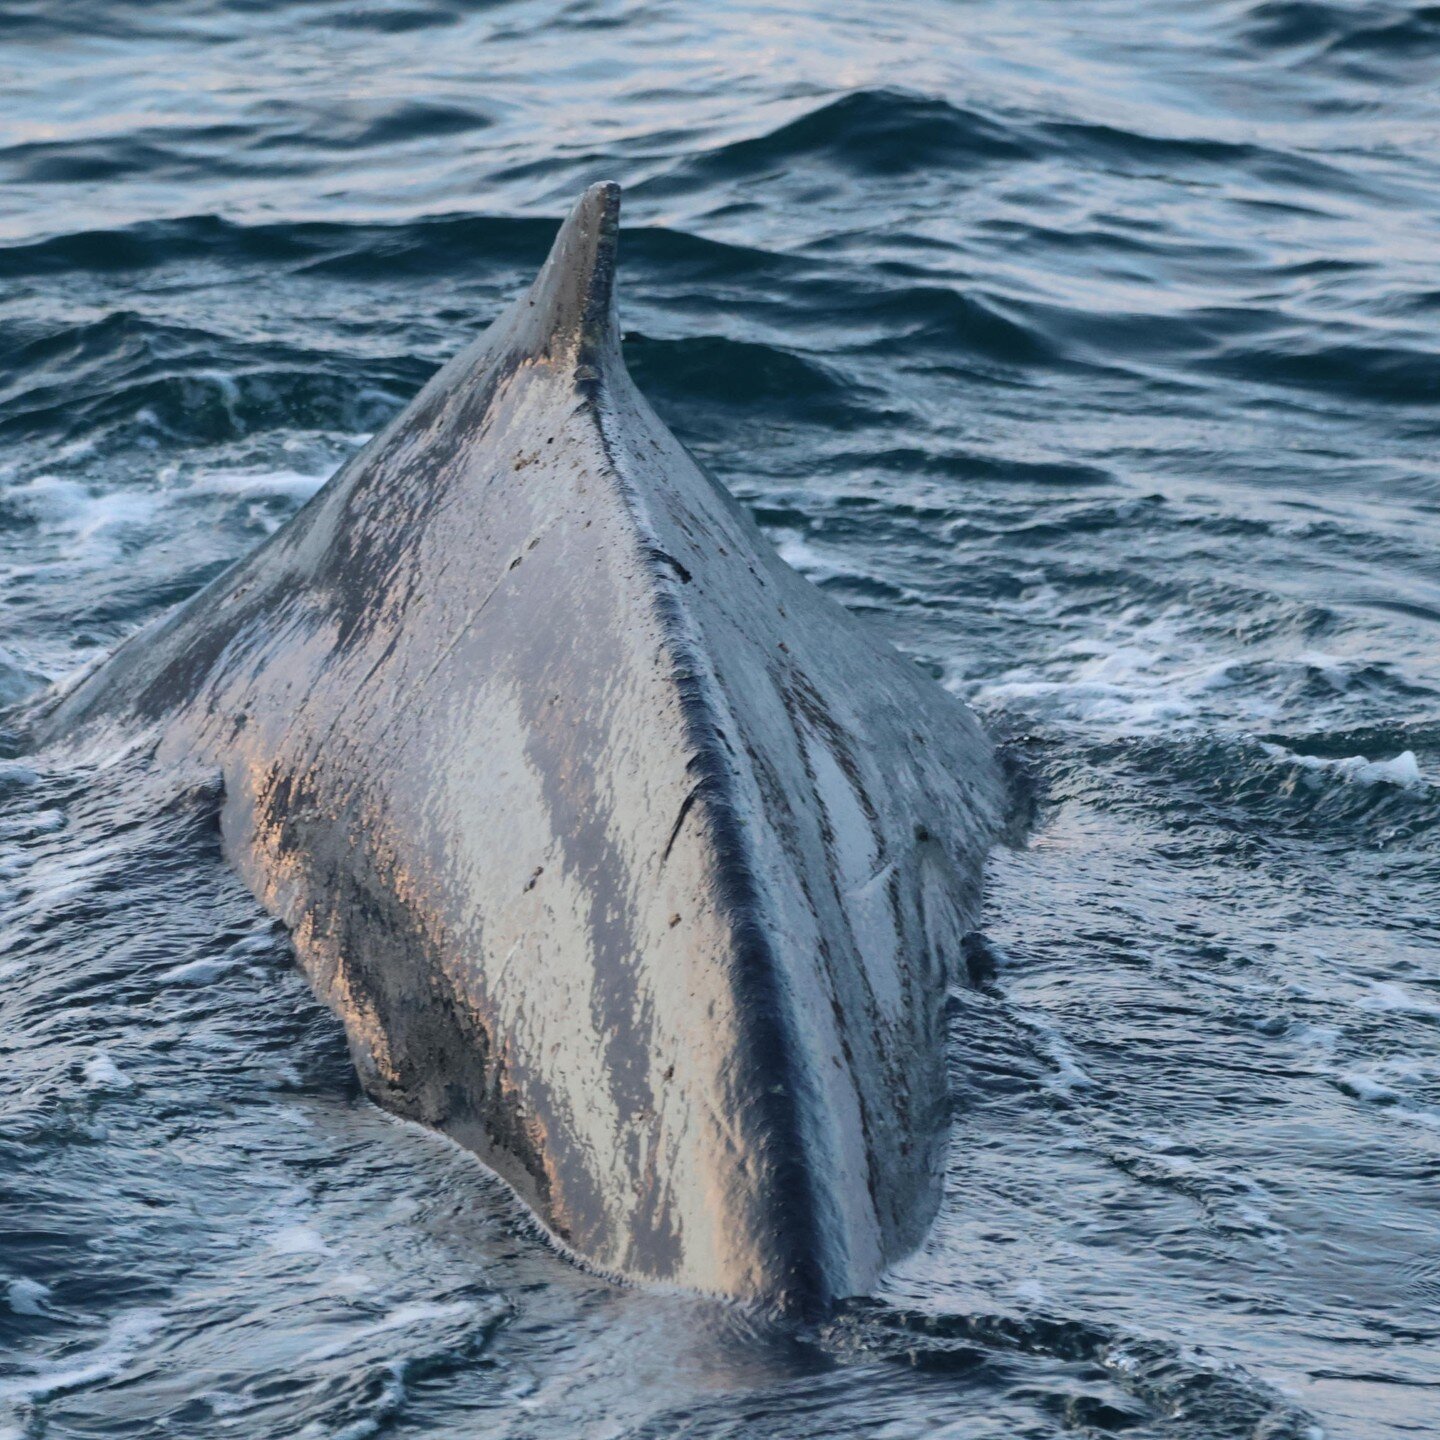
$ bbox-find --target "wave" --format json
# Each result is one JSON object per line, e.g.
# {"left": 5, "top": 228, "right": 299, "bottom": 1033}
{"left": 1204, "top": 335, "right": 1440, "bottom": 407}
{"left": 837, "top": 284, "right": 1062, "bottom": 367}
{"left": 623, "top": 332, "right": 862, "bottom": 421}
{"left": 1, "top": 98, "right": 493, "bottom": 185}
{"left": 640, "top": 84, "right": 1374, "bottom": 208}
{"left": 328, "top": 4, "right": 466, "bottom": 33}
{"left": 7, "top": 202, "right": 1431, "bottom": 431}
{"left": 251, "top": 98, "right": 493, "bottom": 152}
{"left": 0, "top": 212, "right": 556, "bottom": 281}
{"left": 0, "top": 211, "right": 815, "bottom": 312}
{"left": 3, "top": 12, "right": 1438, "bottom": 1435}
{"left": 822, "top": 447, "right": 1114, "bottom": 489}
{"left": 1115, "top": 726, "right": 1439, "bottom": 847}
{"left": 673, "top": 89, "right": 1034, "bottom": 180}
{"left": 819, "top": 1301, "right": 1320, "bottom": 1439}
{"left": 1239, "top": 1, "right": 1440, "bottom": 65}
{"left": 0, "top": 311, "right": 420, "bottom": 444}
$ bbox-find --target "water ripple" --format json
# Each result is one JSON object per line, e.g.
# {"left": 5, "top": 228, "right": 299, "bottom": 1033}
{"left": 2, "top": 1, "right": 1438, "bottom": 1436}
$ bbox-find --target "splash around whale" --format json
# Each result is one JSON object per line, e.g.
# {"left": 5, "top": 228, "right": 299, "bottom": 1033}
{"left": 29, "top": 183, "right": 1004, "bottom": 1315}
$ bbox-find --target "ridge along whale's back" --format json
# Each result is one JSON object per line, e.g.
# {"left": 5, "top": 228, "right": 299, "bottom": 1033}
{"left": 35, "top": 183, "right": 1005, "bottom": 1314}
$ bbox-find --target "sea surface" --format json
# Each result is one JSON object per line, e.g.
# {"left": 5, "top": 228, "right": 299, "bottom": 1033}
{"left": 1, "top": 2, "right": 1437, "bottom": 1436}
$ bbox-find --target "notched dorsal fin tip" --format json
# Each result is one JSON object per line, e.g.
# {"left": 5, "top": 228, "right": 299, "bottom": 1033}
{"left": 521, "top": 181, "right": 622, "bottom": 366}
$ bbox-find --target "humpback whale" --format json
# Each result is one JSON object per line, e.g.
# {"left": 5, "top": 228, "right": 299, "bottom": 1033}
{"left": 33, "top": 183, "right": 1003, "bottom": 1314}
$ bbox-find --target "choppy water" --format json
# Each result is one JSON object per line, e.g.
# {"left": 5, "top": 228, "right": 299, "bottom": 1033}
{"left": 2, "top": 2, "right": 1438, "bottom": 1436}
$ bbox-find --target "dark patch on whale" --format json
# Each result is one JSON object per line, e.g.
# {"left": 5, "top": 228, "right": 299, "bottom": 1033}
{"left": 31, "top": 183, "right": 1004, "bottom": 1314}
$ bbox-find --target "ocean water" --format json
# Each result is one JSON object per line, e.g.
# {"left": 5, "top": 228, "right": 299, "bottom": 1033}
{"left": 1, "top": 2, "right": 1437, "bottom": 1436}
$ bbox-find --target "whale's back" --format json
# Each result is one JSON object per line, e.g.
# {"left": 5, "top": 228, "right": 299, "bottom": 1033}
{"left": 38, "top": 184, "right": 1003, "bottom": 1312}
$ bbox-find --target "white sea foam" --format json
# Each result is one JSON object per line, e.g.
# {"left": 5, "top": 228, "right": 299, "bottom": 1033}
{"left": 1010, "top": 1010, "right": 1096, "bottom": 1095}
{"left": 302, "top": 1301, "right": 478, "bottom": 1363}
{"left": 3, "top": 475, "right": 163, "bottom": 560}
{"left": 0, "top": 1308, "right": 164, "bottom": 1403}
{"left": 0, "top": 809, "right": 65, "bottom": 841}
{"left": 1337, "top": 1070, "right": 1402, "bottom": 1104}
{"left": 269, "top": 1104, "right": 314, "bottom": 1130}
{"left": 2, "top": 461, "right": 336, "bottom": 575}
{"left": 328, "top": 1270, "right": 375, "bottom": 1297}
{"left": 1260, "top": 744, "right": 1427, "bottom": 791}
{"left": 1353, "top": 981, "right": 1440, "bottom": 1018}
{"left": 959, "top": 599, "right": 1426, "bottom": 750}
{"left": 5, "top": 1277, "right": 50, "bottom": 1316}
{"left": 262, "top": 1062, "right": 304, "bottom": 1090}
{"left": 267, "top": 1224, "right": 331, "bottom": 1256}
{"left": 82, "top": 1052, "right": 133, "bottom": 1091}
{"left": 965, "top": 608, "right": 1253, "bottom": 732}
{"left": 772, "top": 528, "right": 863, "bottom": 586}
{"left": 0, "top": 848, "right": 36, "bottom": 878}
{"left": 1331, "top": 1056, "right": 1440, "bottom": 1129}
{"left": 1289, "top": 1023, "right": 1341, "bottom": 1053}
{"left": 186, "top": 466, "right": 331, "bottom": 504}
{"left": 160, "top": 955, "right": 243, "bottom": 985}
{"left": 4, "top": 475, "right": 91, "bottom": 525}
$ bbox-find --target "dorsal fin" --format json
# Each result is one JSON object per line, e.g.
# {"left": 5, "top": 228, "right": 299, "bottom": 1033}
{"left": 515, "top": 181, "right": 621, "bottom": 370}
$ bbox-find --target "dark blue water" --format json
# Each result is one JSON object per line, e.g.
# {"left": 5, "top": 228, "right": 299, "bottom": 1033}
{"left": 2, "top": 3, "right": 1437, "bottom": 1436}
